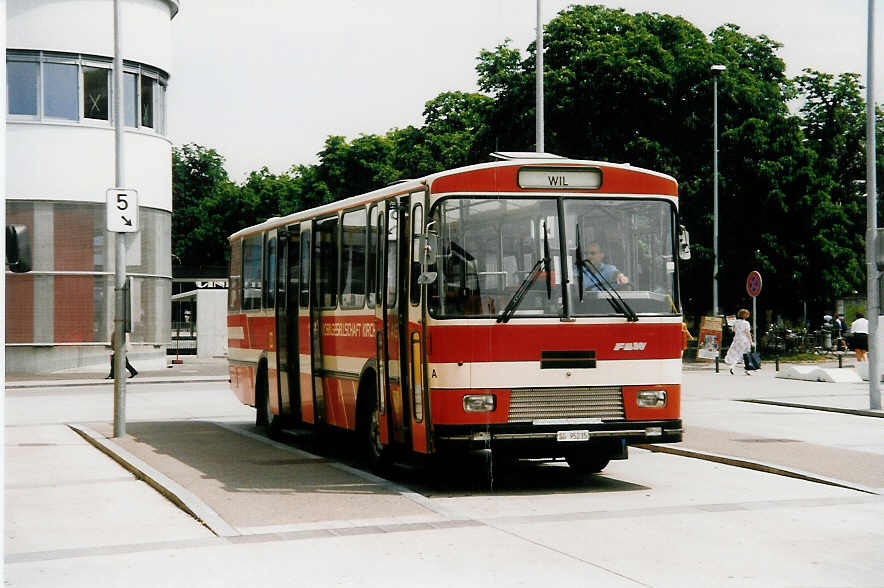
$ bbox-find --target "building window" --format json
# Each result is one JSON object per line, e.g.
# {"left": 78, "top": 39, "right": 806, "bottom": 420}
{"left": 156, "top": 80, "right": 167, "bottom": 135}
{"left": 140, "top": 74, "right": 154, "bottom": 128}
{"left": 43, "top": 62, "right": 78, "bottom": 120}
{"left": 83, "top": 66, "right": 109, "bottom": 121}
{"left": 7, "top": 60, "right": 38, "bottom": 116}
{"left": 124, "top": 71, "right": 137, "bottom": 127}
{"left": 6, "top": 50, "right": 168, "bottom": 135}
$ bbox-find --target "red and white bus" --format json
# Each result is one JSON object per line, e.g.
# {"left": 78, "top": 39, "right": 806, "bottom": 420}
{"left": 227, "top": 153, "right": 688, "bottom": 472}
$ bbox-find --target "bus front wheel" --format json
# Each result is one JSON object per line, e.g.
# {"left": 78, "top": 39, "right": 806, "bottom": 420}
{"left": 566, "top": 452, "right": 610, "bottom": 474}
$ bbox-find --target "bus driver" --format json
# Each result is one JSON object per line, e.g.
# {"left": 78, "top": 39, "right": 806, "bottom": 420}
{"left": 582, "top": 242, "right": 629, "bottom": 289}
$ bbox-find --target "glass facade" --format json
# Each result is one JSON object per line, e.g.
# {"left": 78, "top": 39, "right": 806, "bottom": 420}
{"left": 7, "top": 60, "right": 38, "bottom": 115}
{"left": 6, "top": 50, "right": 168, "bottom": 135}
{"left": 83, "top": 66, "right": 109, "bottom": 121}
{"left": 43, "top": 62, "right": 78, "bottom": 120}
{"left": 5, "top": 201, "right": 172, "bottom": 346}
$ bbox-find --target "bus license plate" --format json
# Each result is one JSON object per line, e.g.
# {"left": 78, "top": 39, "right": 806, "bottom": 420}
{"left": 557, "top": 430, "right": 590, "bottom": 442}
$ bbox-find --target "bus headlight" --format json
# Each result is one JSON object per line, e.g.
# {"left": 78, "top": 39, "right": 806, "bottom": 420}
{"left": 463, "top": 394, "right": 496, "bottom": 412}
{"left": 636, "top": 389, "right": 666, "bottom": 408}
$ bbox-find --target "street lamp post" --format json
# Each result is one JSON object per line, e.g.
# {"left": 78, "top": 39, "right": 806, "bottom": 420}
{"left": 536, "top": 0, "right": 544, "bottom": 153}
{"left": 865, "top": 0, "right": 881, "bottom": 409}
{"left": 711, "top": 64, "right": 726, "bottom": 317}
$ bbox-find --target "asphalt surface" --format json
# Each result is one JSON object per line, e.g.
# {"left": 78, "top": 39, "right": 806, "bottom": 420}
{"left": 5, "top": 355, "right": 883, "bottom": 585}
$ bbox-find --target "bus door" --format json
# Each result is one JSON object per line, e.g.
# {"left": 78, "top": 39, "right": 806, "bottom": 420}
{"left": 407, "top": 193, "right": 429, "bottom": 453}
{"left": 298, "top": 224, "right": 318, "bottom": 424}
{"left": 379, "top": 195, "right": 410, "bottom": 446}
{"left": 275, "top": 225, "right": 301, "bottom": 423}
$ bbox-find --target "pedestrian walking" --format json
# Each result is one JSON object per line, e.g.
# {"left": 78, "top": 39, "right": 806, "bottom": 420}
{"left": 832, "top": 313, "right": 847, "bottom": 351}
{"left": 724, "top": 308, "right": 754, "bottom": 375}
{"left": 851, "top": 312, "right": 869, "bottom": 362}
{"left": 681, "top": 322, "right": 695, "bottom": 357}
{"left": 106, "top": 329, "right": 138, "bottom": 379}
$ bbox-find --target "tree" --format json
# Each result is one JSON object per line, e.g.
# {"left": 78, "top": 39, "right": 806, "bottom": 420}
{"left": 172, "top": 144, "right": 235, "bottom": 268}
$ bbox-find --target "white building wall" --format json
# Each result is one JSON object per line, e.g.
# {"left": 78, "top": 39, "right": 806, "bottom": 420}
{"left": 5, "top": 0, "right": 178, "bottom": 373}
{"left": 7, "top": 0, "right": 178, "bottom": 73}
{"left": 6, "top": 123, "right": 172, "bottom": 211}
{"left": 196, "top": 289, "right": 230, "bottom": 358}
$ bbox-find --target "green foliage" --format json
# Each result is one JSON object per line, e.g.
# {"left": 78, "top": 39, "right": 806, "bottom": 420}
{"left": 171, "top": 4, "right": 883, "bottom": 331}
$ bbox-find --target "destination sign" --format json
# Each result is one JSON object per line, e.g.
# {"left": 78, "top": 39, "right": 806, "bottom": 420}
{"left": 518, "top": 168, "right": 602, "bottom": 190}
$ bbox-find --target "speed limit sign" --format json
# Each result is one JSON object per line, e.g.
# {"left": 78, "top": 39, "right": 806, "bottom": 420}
{"left": 746, "top": 271, "right": 762, "bottom": 297}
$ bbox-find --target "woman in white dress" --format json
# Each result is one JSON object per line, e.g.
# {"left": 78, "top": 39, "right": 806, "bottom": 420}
{"left": 724, "top": 308, "right": 754, "bottom": 375}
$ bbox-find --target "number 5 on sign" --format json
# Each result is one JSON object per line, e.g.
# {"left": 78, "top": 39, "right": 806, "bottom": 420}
{"left": 106, "top": 188, "right": 139, "bottom": 232}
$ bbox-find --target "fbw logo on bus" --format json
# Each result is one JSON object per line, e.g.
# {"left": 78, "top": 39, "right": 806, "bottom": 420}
{"left": 613, "top": 342, "right": 647, "bottom": 351}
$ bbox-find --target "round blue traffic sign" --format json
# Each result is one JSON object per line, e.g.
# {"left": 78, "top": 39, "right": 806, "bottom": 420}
{"left": 746, "top": 271, "right": 762, "bottom": 297}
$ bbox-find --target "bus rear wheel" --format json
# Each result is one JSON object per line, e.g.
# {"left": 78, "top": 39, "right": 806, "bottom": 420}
{"left": 358, "top": 384, "right": 389, "bottom": 471}
{"left": 254, "top": 363, "right": 281, "bottom": 439}
{"left": 566, "top": 452, "right": 610, "bottom": 474}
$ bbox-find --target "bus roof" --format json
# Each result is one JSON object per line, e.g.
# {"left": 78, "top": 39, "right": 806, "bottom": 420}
{"left": 228, "top": 155, "right": 677, "bottom": 241}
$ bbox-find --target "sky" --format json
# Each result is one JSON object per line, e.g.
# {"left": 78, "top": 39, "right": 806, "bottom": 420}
{"left": 169, "top": 1, "right": 883, "bottom": 182}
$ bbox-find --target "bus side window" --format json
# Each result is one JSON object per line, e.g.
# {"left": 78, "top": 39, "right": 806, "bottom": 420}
{"left": 410, "top": 204, "right": 422, "bottom": 306}
{"left": 316, "top": 216, "right": 339, "bottom": 309}
{"left": 367, "top": 205, "right": 378, "bottom": 308}
{"left": 242, "top": 233, "right": 263, "bottom": 310}
{"left": 299, "top": 229, "right": 311, "bottom": 308}
{"left": 228, "top": 238, "right": 242, "bottom": 312}
{"left": 341, "top": 207, "right": 367, "bottom": 309}
{"left": 264, "top": 232, "right": 277, "bottom": 309}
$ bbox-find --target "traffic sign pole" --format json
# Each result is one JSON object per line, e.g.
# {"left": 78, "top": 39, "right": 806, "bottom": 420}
{"left": 113, "top": 0, "right": 127, "bottom": 438}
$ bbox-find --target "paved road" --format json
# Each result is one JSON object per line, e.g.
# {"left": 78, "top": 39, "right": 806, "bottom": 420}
{"left": 5, "top": 359, "right": 884, "bottom": 586}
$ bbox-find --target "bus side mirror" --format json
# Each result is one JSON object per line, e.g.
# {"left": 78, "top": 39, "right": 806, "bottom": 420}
{"left": 6, "top": 224, "right": 32, "bottom": 273}
{"left": 678, "top": 225, "right": 691, "bottom": 261}
{"left": 423, "top": 234, "right": 438, "bottom": 265}
{"left": 418, "top": 233, "right": 438, "bottom": 284}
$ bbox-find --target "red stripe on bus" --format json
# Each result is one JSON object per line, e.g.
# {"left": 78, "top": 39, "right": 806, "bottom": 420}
{"left": 430, "top": 164, "right": 677, "bottom": 195}
{"left": 426, "top": 323, "right": 682, "bottom": 362}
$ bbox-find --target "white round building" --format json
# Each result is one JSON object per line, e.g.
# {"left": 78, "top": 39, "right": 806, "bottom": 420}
{"left": 6, "top": 0, "right": 179, "bottom": 373}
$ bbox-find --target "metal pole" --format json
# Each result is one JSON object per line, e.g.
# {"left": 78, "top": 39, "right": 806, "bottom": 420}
{"left": 536, "top": 0, "right": 544, "bottom": 153}
{"left": 113, "top": 0, "right": 128, "bottom": 436}
{"left": 712, "top": 69, "right": 721, "bottom": 317}
{"left": 752, "top": 296, "right": 757, "bottom": 350}
{"left": 866, "top": 0, "right": 881, "bottom": 409}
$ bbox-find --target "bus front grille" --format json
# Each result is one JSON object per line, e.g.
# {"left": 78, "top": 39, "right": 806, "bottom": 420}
{"left": 507, "top": 386, "right": 624, "bottom": 422}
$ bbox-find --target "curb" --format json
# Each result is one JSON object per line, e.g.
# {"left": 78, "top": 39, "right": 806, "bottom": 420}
{"left": 7, "top": 376, "right": 229, "bottom": 389}
{"left": 68, "top": 423, "right": 240, "bottom": 537}
{"left": 636, "top": 444, "right": 880, "bottom": 496}
{"left": 736, "top": 399, "right": 884, "bottom": 418}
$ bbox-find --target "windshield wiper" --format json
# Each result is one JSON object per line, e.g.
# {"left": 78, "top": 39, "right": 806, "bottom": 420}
{"left": 580, "top": 258, "right": 639, "bottom": 322}
{"left": 497, "top": 221, "right": 553, "bottom": 324}
{"left": 497, "top": 259, "right": 545, "bottom": 323}
{"left": 576, "top": 224, "right": 585, "bottom": 300}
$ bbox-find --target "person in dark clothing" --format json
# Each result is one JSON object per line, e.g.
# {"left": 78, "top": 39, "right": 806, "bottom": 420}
{"left": 106, "top": 330, "right": 138, "bottom": 379}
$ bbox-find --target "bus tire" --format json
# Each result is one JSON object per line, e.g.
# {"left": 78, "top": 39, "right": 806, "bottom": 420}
{"left": 357, "top": 378, "right": 389, "bottom": 471}
{"left": 566, "top": 452, "right": 610, "bottom": 474}
{"left": 255, "top": 361, "right": 281, "bottom": 439}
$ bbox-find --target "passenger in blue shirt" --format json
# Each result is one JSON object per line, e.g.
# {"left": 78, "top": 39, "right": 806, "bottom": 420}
{"left": 581, "top": 242, "right": 629, "bottom": 289}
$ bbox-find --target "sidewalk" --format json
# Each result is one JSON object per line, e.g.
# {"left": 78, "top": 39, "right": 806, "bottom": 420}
{"left": 5, "top": 356, "right": 229, "bottom": 389}
{"left": 6, "top": 355, "right": 883, "bottom": 582}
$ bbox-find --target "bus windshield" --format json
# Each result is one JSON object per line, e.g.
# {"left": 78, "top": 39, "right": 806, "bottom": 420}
{"left": 427, "top": 196, "right": 679, "bottom": 319}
